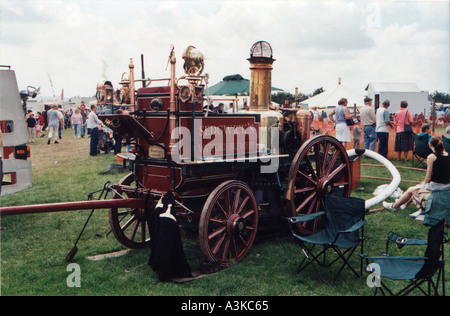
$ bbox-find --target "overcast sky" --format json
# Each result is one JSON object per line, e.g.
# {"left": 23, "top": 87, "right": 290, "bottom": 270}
{"left": 1, "top": 0, "right": 449, "bottom": 100}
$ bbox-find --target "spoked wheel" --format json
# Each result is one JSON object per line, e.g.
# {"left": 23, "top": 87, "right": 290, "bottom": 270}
{"left": 286, "top": 135, "right": 351, "bottom": 235}
{"left": 199, "top": 180, "right": 259, "bottom": 266}
{"left": 109, "top": 173, "right": 151, "bottom": 249}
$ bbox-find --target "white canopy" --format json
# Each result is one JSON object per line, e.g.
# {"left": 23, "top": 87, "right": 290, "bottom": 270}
{"left": 303, "top": 78, "right": 366, "bottom": 109}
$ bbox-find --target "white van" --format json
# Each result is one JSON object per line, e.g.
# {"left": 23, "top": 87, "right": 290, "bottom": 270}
{"left": 0, "top": 66, "right": 32, "bottom": 196}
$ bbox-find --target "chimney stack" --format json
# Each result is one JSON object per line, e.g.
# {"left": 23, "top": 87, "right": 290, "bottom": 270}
{"left": 248, "top": 41, "right": 275, "bottom": 111}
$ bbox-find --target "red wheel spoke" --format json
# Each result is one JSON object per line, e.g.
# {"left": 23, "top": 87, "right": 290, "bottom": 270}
{"left": 333, "top": 181, "right": 349, "bottom": 187}
{"left": 215, "top": 200, "right": 228, "bottom": 218}
{"left": 322, "top": 142, "right": 331, "bottom": 175}
{"left": 240, "top": 209, "right": 256, "bottom": 220}
{"left": 296, "top": 169, "right": 317, "bottom": 186}
{"left": 238, "top": 234, "right": 249, "bottom": 248}
{"left": 129, "top": 219, "right": 140, "bottom": 241}
{"left": 221, "top": 236, "right": 231, "bottom": 261}
{"left": 121, "top": 215, "right": 136, "bottom": 232}
{"left": 235, "top": 196, "right": 250, "bottom": 215}
{"left": 295, "top": 191, "right": 316, "bottom": 214}
{"left": 304, "top": 155, "right": 318, "bottom": 181}
{"left": 212, "top": 232, "right": 226, "bottom": 255}
{"left": 295, "top": 186, "right": 315, "bottom": 194}
{"left": 327, "top": 163, "right": 346, "bottom": 181}
{"left": 208, "top": 226, "right": 226, "bottom": 240}
{"left": 232, "top": 189, "right": 242, "bottom": 213}
{"left": 306, "top": 196, "right": 317, "bottom": 216}
{"left": 324, "top": 150, "right": 339, "bottom": 177}
{"left": 209, "top": 217, "right": 226, "bottom": 224}
{"left": 224, "top": 191, "right": 231, "bottom": 214}
{"left": 313, "top": 144, "right": 322, "bottom": 177}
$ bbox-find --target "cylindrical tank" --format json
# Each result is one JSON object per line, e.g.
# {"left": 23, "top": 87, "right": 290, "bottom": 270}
{"left": 295, "top": 108, "right": 312, "bottom": 143}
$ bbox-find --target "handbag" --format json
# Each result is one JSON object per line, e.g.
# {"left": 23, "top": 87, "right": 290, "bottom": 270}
{"left": 346, "top": 117, "right": 359, "bottom": 126}
{"left": 403, "top": 110, "right": 413, "bottom": 133}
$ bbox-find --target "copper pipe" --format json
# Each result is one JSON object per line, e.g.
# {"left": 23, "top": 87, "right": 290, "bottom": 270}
{"left": 0, "top": 198, "right": 145, "bottom": 216}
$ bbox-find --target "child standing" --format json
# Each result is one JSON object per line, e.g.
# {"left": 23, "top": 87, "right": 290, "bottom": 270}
{"left": 71, "top": 108, "right": 83, "bottom": 139}
{"left": 353, "top": 124, "right": 362, "bottom": 149}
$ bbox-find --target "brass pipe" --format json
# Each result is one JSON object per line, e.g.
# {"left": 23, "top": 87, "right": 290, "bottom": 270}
{"left": 168, "top": 46, "right": 177, "bottom": 157}
{"left": 129, "top": 58, "right": 135, "bottom": 111}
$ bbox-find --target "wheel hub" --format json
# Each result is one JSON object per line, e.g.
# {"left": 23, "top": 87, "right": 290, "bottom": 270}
{"left": 227, "top": 214, "right": 247, "bottom": 236}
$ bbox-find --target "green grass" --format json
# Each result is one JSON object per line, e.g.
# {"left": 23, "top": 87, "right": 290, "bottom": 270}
{"left": 0, "top": 128, "right": 448, "bottom": 296}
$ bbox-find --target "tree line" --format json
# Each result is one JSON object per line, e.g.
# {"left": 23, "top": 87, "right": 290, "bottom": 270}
{"left": 271, "top": 87, "right": 324, "bottom": 105}
{"left": 272, "top": 89, "right": 450, "bottom": 105}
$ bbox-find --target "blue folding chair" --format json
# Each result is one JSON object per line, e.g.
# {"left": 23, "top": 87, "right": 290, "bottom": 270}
{"left": 285, "top": 195, "right": 366, "bottom": 283}
{"left": 362, "top": 220, "right": 446, "bottom": 296}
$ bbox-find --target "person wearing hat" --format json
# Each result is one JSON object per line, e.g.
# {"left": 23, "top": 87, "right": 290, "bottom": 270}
{"left": 360, "top": 96, "right": 377, "bottom": 151}
{"left": 376, "top": 99, "right": 394, "bottom": 158}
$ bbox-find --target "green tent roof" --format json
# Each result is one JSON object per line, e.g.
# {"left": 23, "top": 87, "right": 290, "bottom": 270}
{"left": 208, "top": 74, "right": 282, "bottom": 96}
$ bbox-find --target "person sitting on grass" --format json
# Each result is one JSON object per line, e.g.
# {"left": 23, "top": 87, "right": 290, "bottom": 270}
{"left": 383, "top": 136, "right": 450, "bottom": 222}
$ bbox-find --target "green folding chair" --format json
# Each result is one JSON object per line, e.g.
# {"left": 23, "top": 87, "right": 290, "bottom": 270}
{"left": 442, "top": 135, "right": 450, "bottom": 154}
{"left": 285, "top": 195, "right": 366, "bottom": 283}
{"left": 412, "top": 133, "right": 432, "bottom": 168}
{"left": 362, "top": 220, "right": 446, "bottom": 296}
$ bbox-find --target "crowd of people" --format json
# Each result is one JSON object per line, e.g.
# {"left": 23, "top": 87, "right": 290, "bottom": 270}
{"left": 24, "top": 101, "right": 122, "bottom": 157}
{"left": 326, "top": 96, "right": 449, "bottom": 222}
{"left": 329, "top": 96, "right": 450, "bottom": 162}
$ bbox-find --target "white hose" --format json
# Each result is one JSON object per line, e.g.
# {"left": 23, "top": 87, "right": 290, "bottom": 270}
{"left": 346, "top": 149, "right": 401, "bottom": 210}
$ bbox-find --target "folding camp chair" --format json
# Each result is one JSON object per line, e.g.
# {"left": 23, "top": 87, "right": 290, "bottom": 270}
{"left": 412, "top": 133, "right": 432, "bottom": 168}
{"left": 285, "top": 195, "right": 366, "bottom": 283}
{"left": 443, "top": 136, "right": 450, "bottom": 155}
{"left": 362, "top": 220, "right": 447, "bottom": 296}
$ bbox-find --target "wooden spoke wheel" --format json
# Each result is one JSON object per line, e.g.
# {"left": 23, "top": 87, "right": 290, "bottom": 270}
{"left": 109, "top": 173, "right": 151, "bottom": 249}
{"left": 199, "top": 180, "right": 259, "bottom": 266}
{"left": 286, "top": 135, "right": 351, "bottom": 235}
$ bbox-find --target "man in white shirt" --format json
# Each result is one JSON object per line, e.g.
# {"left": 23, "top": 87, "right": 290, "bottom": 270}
{"left": 87, "top": 104, "right": 102, "bottom": 156}
{"left": 360, "top": 97, "right": 377, "bottom": 151}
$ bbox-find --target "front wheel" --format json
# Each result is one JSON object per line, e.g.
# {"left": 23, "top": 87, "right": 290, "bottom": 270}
{"left": 199, "top": 180, "right": 259, "bottom": 266}
{"left": 109, "top": 173, "right": 151, "bottom": 249}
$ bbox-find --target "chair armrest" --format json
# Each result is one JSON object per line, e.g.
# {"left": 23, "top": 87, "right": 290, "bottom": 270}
{"left": 284, "top": 211, "right": 325, "bottom": 224}
{"left": 360, "top": 254, "right": 428, "bottom": 261}
{"left": 387, "top": 231, "right": 428, "bottom": 246}
{"left": 338, "top": 220, "right": 366, "bottom": 234}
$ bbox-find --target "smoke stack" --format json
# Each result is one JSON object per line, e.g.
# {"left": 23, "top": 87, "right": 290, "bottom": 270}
{"left": 248, "top": 41, "right": 275, "bottom": 111}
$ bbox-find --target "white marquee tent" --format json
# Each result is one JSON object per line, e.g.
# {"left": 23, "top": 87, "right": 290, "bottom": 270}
{"left": 302, "top": 78, "right": 367, "bottom": 109}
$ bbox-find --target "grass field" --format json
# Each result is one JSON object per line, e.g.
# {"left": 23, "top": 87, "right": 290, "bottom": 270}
{"left": 0, "top": 127, "right": 448, "bottom": 296}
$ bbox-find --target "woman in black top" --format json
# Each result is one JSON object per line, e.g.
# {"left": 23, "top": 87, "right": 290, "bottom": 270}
{"left": 383, "top": 135, "right": 449, "bottom": 212}
{"left": 425, "top": 136, "right": 450, "bottom": 186}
